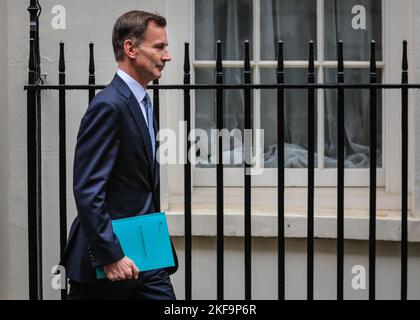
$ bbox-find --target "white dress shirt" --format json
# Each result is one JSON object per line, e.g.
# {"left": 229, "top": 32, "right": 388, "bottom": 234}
{"left": 116, "top": 68, "right": 152, "bottom": 128}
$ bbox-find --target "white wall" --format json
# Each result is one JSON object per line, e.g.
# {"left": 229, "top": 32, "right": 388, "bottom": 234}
{"left": 3, "top": 0, "right": 420, "bottom": 299}
{"left": 7, "top": 0, "right": 170, "bottom": 300}
{"left": 0, "top": 0, "right": 10, "bottom": 300}
{"left": 415, "top": 0, "right": 420, "bottom": 216}
{"left": 170, "top": 237, "right": 420, "bottom": 300}
{"left": 7, "top": 0, "right": 30, "bottom": 300}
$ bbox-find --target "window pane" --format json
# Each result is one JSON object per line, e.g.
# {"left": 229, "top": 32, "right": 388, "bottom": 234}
{"left": 324, "top": 68, "right": 382, "bottom": 168}
{"left": 260, "top": 0, "right": 317, "bottom": 60}
{"left": 260, "top": 68, "right": 318, "bottom": 168}
{"left": 194, "top": 68, "right": 252, "bottom": 167}
{"left": 195, "top": 0, "right": 253, "bottom": 60}
{"left": 324, "top": 0, "right": 382, "bottom": 60}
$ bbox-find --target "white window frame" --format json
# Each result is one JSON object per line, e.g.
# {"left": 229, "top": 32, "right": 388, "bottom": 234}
{"left": 163, "top": 0, "right": 416, "bottom": 215}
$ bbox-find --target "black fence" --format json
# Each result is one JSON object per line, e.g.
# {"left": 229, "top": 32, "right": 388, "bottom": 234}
{"left": 24, "top": 0, "right": 420, "bottom": 300}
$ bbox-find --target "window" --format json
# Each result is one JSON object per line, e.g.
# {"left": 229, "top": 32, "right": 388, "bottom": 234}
{"left": 166, "top": 0, "right": 413, "bottom": 201}
{"left": 192, "top": 0, "right": 388, "bottom": 187}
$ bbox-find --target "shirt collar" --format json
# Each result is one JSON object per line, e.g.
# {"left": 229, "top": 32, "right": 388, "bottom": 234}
{"left": 117, "top": 68, "right": 147, "bottom": 104}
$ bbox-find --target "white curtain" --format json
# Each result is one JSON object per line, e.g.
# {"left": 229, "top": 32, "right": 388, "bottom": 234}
{"left": 323, "top": 0, "right": 382, "bottom": 168}
{"left": 194, "top": 0, "right": 382, "bottom": 168}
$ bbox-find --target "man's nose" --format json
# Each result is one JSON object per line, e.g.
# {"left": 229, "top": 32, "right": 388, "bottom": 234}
{"left": 162, "top": 51, "right": 172, "bottom": 62}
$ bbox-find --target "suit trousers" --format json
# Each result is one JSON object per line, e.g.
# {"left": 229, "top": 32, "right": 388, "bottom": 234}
{"left": 67, "top": 268, "right": 176, "bottom": 300}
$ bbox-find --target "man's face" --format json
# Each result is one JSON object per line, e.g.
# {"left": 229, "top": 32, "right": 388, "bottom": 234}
{"left": 132, "top": 21, "right": 171, "bottom": 86}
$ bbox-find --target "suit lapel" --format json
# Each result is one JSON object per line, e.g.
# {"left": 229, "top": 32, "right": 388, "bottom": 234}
{"left": 127, "top": 94, "right": 154, "bottom": 164}
{"left": 151, "top": 109, "right": 160, "bottom": 211}
{"left": 111, "top": 75, "right": 154, "bottom": 178}
{"left": 152, "top": 114, "right": 159, "bottom": 185}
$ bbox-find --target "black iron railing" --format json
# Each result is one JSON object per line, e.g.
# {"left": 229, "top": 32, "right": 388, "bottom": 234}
{"left": 24, "top": 1, "right": 418, "bottom": 301}
{"left": 26, "top": 0, "right": 43, "bottom": 301}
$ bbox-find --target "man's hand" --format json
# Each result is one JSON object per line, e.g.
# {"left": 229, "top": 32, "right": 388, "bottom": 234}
{"left": 103, "top": 256, "right": 140, "bottom": 282}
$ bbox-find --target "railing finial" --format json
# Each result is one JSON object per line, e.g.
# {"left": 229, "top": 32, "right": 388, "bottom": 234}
{"left": 402, "top": 40, "right": 408, "bottom": 72}
{"left": 88, "top": 43, "right": 96, "bottom": 103}
{"left": 59, "top": 42, "right": 65, "bottom": 74}
{"left": 89, "top": 42, "right": 95, "bottom": 76}
{"left": 244, "top": 40, "right": 250, "bottom": 72}
{"left": 216, "top": 40, "right": 222, "bottom": 73}
{"left": 184, "top": 42, "right": 190, "bottom": 74}
{"left": 370, "top": 40, "right": 377, "bottom": 74}
{"left": 308, "top": 41, "right": 315, "bottom": 74}
{"left": 338, "top": 40, "right": 344, "bottom": 73}
{"left": 277, "top": 41, "right": 284, "bottom": 73}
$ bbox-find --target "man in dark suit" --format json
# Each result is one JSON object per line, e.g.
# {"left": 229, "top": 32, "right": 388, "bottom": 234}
{"left": 61, "top": 10, "right": 177, "bottom": 300}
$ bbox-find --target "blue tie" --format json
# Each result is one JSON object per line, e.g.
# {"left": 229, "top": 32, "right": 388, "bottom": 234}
{"left": 143, "top": 93, "right": 156, "bottom": 163}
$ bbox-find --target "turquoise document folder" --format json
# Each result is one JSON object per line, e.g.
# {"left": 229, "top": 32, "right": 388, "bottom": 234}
{"left": 96, "top": 212, "right": 175, "bottom": 279}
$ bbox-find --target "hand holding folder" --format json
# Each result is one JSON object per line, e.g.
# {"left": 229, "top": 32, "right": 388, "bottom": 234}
{"left": 96, "top": 212, "right": 175, "bottom": 279}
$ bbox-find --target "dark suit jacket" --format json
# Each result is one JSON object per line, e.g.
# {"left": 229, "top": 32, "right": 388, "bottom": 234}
{"left": 60, "top": 74, "right": 178, "bottom": 286}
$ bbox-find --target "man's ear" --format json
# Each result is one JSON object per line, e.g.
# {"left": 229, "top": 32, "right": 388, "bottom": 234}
{"left": 123, "top": 39, "right": 137, "bottom": 59}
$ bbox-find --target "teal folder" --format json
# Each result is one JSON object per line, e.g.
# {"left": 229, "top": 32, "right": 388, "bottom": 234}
{"left": 96, "top": 212, "right": 175, "bottom": 279}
